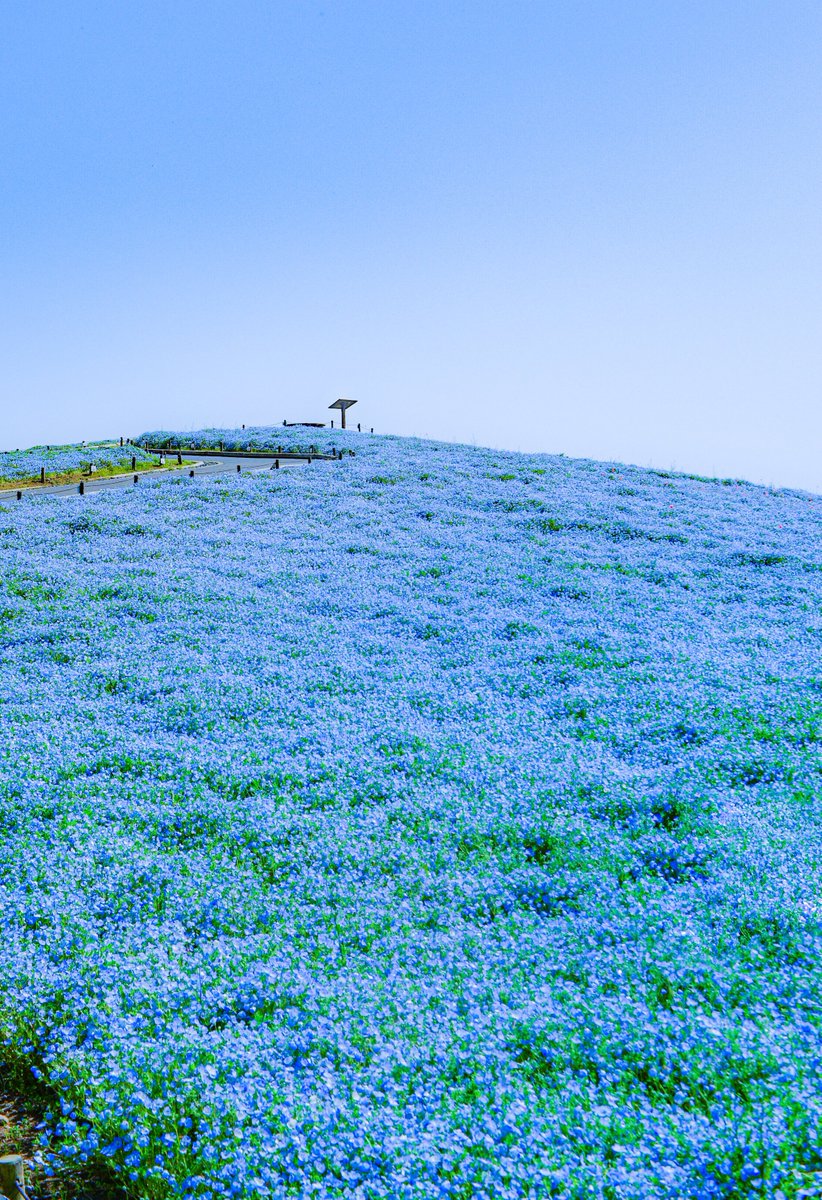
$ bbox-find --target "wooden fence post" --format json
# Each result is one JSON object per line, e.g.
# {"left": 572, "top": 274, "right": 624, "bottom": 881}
{"left": 0, "top": 1154, "right": 25, "bottom": 1199}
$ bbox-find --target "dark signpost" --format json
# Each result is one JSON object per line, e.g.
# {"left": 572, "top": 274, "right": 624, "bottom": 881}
{"left": 329, "top": 398, "right": 357, "bottom": 429}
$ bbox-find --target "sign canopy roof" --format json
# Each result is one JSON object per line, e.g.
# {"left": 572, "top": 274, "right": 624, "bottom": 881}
{"left": 329, "top": 398, "right": 357, "bottom": 411}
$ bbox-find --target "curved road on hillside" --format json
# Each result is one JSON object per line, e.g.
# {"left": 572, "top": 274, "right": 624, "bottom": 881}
{"left": 0, "top": 451, "right": 317, "bottom": 501}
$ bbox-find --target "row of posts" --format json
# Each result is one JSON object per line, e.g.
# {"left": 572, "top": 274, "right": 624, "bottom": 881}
{"left": 329, "top": 422, "right": 373, "bottom": 433}
{"left": 11, "top": 445, "right": 352, "bottom": 499}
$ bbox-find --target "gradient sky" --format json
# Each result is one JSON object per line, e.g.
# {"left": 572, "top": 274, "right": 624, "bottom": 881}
{"left": 2, "top": 1, "right": 820, "bottom": 491}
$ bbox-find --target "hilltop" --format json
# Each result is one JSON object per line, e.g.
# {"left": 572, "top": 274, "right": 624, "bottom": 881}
{"left": 0, "top": 429, "right": 820, "bottom": 1199}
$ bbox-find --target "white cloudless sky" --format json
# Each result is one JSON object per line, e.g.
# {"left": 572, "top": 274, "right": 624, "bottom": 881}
{"left": 1, "top": 1, "right": 820, "bottom": 491}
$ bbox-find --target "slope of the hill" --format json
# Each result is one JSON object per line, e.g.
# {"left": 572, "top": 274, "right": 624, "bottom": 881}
{"left": 0, "top": 430, "right": 820, "bottom": 1200}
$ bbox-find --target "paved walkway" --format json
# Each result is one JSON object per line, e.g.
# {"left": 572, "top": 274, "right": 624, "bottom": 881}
{"left": 0, "top": 452, "right": 312, "bottom": 501}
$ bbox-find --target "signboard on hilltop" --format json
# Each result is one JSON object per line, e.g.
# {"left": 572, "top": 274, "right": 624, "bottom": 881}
{"left": 329, "top": 398, "right": 357, "bottom": 429}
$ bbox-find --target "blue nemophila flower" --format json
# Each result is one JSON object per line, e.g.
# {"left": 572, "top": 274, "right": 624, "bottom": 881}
{"left": 0, "top": 427, "right": 820, "bottom": 1197}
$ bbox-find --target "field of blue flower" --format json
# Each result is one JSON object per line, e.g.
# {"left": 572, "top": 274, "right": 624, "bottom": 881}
{"left": 0, "top": 441, "right": 152, "bottom": 486}
{"left": 140, "top": 427, "right": 338, "bottom": 454}
{"left": 1, "top": 427, "right": 820, "bottom": 1199}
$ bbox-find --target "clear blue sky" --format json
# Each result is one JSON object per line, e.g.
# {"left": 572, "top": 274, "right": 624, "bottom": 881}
{"left": 2, "top": 1, "right": 820, "bottom": 491}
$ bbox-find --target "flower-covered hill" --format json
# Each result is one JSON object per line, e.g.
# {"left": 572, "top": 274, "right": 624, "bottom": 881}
{"left": 137, "top": 425, "right": 339, "bottom": 454}
{"left": 0, "top": 429, "right": 820, "bottom": 1200}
